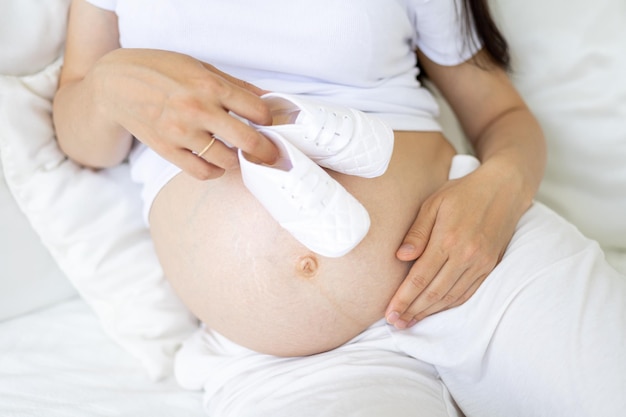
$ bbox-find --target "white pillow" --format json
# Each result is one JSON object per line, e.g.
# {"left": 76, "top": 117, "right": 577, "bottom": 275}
{"left": 0, "top": 0, "right": 76, "bottom": 325}
{"left": 0, "top": 59, "right": 197, "bottom": 380}
{"left": 0, "top": 167, "right": 76, "bottom": 322}
{"left": 0, "top": 0, "right": 71, "bottom": 76}
{"left": 489, "top": 0, "right": 626, "bottom": 270}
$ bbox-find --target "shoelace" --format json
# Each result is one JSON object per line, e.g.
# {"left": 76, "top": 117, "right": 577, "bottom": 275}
{"left": 281, "top": 171, "right": 333, "bottom": 214}
{"left": 303, "top": 108, "right": 355, "bottom": 152}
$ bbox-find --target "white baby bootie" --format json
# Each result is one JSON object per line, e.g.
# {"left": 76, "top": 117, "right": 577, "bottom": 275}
{"left": 259, "top": 92, "right": 394, "bottom": 178}
{"left": 239, "top": 127, "right": 371, "bottom": 258}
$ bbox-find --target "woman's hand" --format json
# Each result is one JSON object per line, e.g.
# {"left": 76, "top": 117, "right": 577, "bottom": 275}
{"left": 55, "top": 2, "right": 277, "bottom": 177}
{"left": 384, "top": 49, "right": 546, "bottom": 329}
{"left": 385, "top": 160, "right": 527, "bottom": 328}
{"left": 88, "top": 48, "right": 277, "bottom": 179}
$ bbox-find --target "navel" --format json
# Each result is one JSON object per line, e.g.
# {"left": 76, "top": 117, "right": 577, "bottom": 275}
{"left": 295, "top": 254, "right": 319, "bottom": 279}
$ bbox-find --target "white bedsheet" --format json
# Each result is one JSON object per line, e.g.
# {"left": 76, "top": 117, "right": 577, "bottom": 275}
{"left": 0, "top": 297, "right": 204, "bottom": 417}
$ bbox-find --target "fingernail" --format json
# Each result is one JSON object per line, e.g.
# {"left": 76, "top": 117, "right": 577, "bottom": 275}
{"left": 386, "top": 311, "right": 400, "bottom": 324}
{"left": 407, "top": 319, "right": 418, "bottom": 328}
{"left": 394, "top": 319, "right": 409, "bottom": 330}
{"left": 398, "top": 243, "right": 415, "bottom": 254}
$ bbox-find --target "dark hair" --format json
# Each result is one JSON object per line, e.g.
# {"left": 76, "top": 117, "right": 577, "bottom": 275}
{"left": 462, "top": 0, "right": 510, "bottom": 70}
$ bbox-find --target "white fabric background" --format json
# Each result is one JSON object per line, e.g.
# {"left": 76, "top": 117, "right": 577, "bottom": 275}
{"left": 0, "top": 0, "right": 624, "bottom": 386}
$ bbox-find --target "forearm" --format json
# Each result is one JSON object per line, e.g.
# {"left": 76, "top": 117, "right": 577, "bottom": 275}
{"left": 470, "top": 105, "right": 546, "bottom": 213}
{"left": 53, "top": 72, "right": 133, "bottom": 169}
{"left": 420, "top": 50, "right": 547, "bottom": 214}
{"left": 54, "top": 0, "right": 131, "bottom": 168}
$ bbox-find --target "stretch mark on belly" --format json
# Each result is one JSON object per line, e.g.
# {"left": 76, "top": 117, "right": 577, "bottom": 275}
{"left": 296, "top": 254, "right": 319, "bottom": 279}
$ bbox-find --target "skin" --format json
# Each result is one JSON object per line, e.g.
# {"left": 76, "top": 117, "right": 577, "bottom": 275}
{"left": 149, "top": 131, "right": 455, "bottom": 355}
{"left": 54, "top": 0, "right": 546, "bottom": 347}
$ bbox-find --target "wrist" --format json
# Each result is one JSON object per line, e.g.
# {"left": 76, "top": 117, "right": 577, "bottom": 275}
{"left": 477, "top": 155, "right": 539, "bottom": 213}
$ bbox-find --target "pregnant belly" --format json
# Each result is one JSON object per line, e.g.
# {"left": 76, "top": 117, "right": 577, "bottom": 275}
{"left": 149, "top": 132, "right": 455, "bottom": 356}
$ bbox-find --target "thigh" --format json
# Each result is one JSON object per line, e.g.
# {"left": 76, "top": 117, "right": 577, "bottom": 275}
{"left": 391, "top": 203, "right": 626, "bottom": 417}
{"left": 449, "top": 245, "right": 626, "bottom": 417}
{"left": 175, "top": 323, "right": 463, "bottom": 417}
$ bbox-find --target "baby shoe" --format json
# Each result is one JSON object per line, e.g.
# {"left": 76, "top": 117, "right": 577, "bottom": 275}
{"left": 239, "top": 127, "right": 370, "bottom": 258}
{"left": 258, "top": 92, "right": 394, "bottom": 178}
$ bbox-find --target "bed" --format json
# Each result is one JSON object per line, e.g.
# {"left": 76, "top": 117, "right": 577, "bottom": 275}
{"left": 1, "top": 0, "right": 624, "bottom": 415}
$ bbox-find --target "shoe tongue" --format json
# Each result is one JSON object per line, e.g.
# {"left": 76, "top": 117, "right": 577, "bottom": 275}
{"left": 294, "top": 110, "right": 311, "bottom": 126}
{"left": 294, "top": 110, "right": 325, "bottom": 141}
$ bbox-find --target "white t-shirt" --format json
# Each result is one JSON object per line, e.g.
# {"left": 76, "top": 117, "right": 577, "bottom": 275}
{"left": 85, "top": 0, "right": 480, "bottom": 131}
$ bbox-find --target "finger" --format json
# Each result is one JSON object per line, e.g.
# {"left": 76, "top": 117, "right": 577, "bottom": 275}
{"left": 400, "top": 238, "right": 500, "bottom": 326}
{"left": 167, "top": 147, "right": 225, "bottom": 181}
{"left": 191, "top": 134, "right": 239, "bottom": 170}
{"left": 396, "top": 200, "right": 438, "bottom": 262}
{"left": 385, "top": 252, "right": 446, "bottom": 326}
{"left": 207, "top": 112, "right": 278, "bottom": 166}
{"left": 448, "top": 273, "right": 486, "bottom": 309}
{"left": 193, "top": 64, "right": 277, "bottom": 163}
{"left": 401, "top": 262, "right": 467, "bottom": 320}
{"left": 404, "top": 275, "right": 485, "bottom": 328}
{"left": 403, "top": 266, "right": 478, "bottom": 325}
{"left": 201, "top": 63, "right": 273, "bottom": 126}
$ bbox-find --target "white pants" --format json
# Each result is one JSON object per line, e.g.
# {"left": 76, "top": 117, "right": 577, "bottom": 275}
{"left": 174, "top": 155, "right": 626, "bottom": 417}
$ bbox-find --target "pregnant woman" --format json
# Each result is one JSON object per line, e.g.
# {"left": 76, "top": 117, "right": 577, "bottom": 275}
{"left": 54, "top": 1, "right": 626, "bottom": 416}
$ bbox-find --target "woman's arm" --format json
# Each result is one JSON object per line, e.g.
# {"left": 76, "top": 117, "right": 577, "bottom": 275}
{"left": 53, "top": 0, "right": 131, "bottom": 167}
{"left": 386, "top": 50, "right": 546, "bottom": 328}
{"left": 54, "top": 0, "right": 277, "bottom": 179}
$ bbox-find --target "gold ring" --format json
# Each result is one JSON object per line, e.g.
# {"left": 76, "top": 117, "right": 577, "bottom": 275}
{"left": 196, "top": 137, "right": 217, "bottom": 158}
